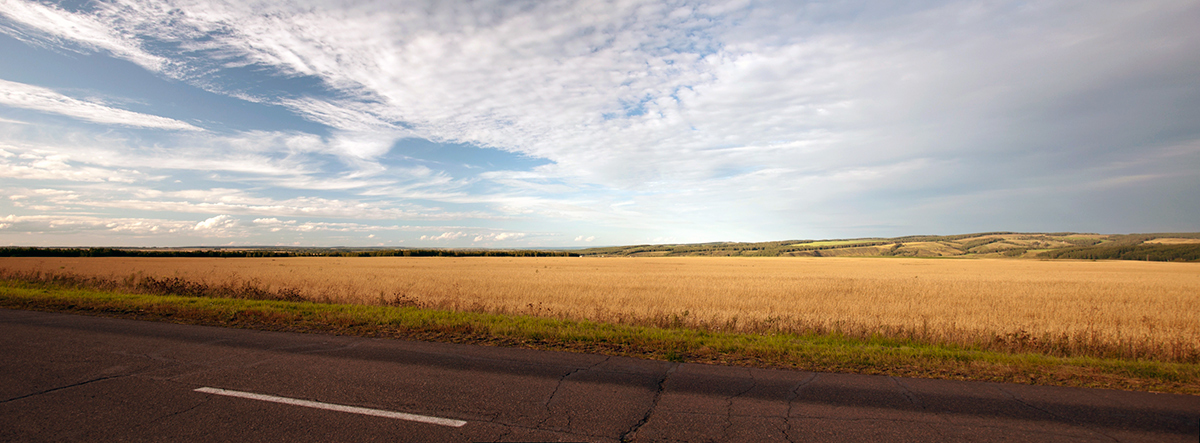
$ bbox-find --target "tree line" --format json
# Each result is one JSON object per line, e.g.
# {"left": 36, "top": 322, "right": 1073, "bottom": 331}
{"left": 1037, "top": 244, "right": 1200, "bottom": 262}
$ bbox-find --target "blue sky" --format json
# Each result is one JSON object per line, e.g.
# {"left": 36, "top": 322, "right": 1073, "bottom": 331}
{"left": 1, "top": 0, "right": 1198, "bottom": 248}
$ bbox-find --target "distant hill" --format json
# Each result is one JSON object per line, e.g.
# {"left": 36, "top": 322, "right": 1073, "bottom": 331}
{"left": 575, "top": 232, "right": 1200, "bottom": 262}
{"left": 4, "top": 232, "right": 1198, "bottom": 262}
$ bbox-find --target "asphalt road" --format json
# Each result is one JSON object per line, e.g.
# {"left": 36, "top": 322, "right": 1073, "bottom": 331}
{"left": 1, "top": 309, "right": 1197, "bottom": 442}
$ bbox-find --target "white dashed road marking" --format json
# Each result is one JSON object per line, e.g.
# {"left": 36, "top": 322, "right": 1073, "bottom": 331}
{"left": 194, "top": 387, "right": 467, "bottom": 427}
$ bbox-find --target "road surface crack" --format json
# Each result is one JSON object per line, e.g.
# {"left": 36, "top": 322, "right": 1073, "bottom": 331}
{"left": 486, "top": 420, "right": 610, "bottom": 441}
{"left": 995, "top": 386, "right": 1120, "bottom": 442}
{"left": 789, "top": 415, "right": 940, "bottom": 424}
{"left": 0, "top": 374, "right": 129, "bottom": 404}
{"left": 490, "top": 425, "right": 512, "bottom": 442}
{"left": 294, "top": 339, "right": 364, "bottom": 354}
{"left": 784, "top": 373, "right": 818, "bottom": 443}
{"left": 890, "top": 377, "right": 951, "bottom": 439}
{"left": 618, "top": 362, "right": 678, "bottom": 443}
{"left": 720, "top": 368, "right": 757, "bottom": 440}
{"left": 134, "top": 394, "right": 212, "bottom": 431}
{"left": 890, "top": 377, "right": 925, "bottom": 410}
{"left": 535, "top": 355, "right": 610, "bottom": 431}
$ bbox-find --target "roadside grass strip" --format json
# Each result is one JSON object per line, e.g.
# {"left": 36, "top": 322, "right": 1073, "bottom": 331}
{"left": 194, "top": 387, "right": 466, "bottom": 427}
{"left": 2, "top": 280, "right": 1198, "bottom": 395}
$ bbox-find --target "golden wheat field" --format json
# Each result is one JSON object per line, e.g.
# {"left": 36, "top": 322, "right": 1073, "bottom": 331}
{"left": 3, "top": 256, "right": 1198, "bottom": 360}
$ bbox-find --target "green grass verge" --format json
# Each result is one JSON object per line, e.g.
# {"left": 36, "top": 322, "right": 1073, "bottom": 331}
{"left": 3, "top": 279, "right": 1197, "bottom": 395}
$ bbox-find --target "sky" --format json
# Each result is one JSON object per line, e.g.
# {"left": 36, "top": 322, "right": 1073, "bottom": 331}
{"left": 1, "top": 0, "right": 1198, "bottom": 248}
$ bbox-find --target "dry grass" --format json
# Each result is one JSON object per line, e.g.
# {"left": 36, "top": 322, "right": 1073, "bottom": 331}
{"left": 1146, "top": 238, "right": 1200, "bottom": 245}
{"left": 2, "top": 256, "right": 1197, "bottom": 362}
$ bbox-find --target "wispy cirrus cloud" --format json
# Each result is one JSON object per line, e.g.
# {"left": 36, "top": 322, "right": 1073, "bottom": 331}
{"left": 0, "top": 212, "right": 533, "bottom": 247}
{"left": 0, "top": 213, "right": 365, "bottom": 241}
{"left": 0, "top": 213, "right": 205, "bottom": 237}
{"left": 3, "top": 1, "right": 722, "bottom": 162}
{"left": 0, "top": 126, "right": 401, "bottom": 188}
{"left": 33, "top": 2, "right": 1193, "bottom": 181}
{"left": 3, "top": 184, "right": 497, "bottom": 222}
{"left": 0, "top": 0, "right": 165, "bottom": 70}
{"left": 0, "top": 148, "right": 157, "bottom": 183}
{"left": 0, "top": 79, "right": 201, "bottom": 130}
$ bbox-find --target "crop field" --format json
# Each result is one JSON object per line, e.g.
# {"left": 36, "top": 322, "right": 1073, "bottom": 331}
{"left": 3, "top": 256, "right": 1198, "bottom": 363}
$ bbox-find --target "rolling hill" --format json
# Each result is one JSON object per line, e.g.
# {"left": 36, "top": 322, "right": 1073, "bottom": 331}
{"left": 575, "top": 232, "right": 1200, "bottom": 261}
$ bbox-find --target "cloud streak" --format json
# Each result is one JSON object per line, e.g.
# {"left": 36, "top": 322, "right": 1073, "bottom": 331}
{"left": 0, "top": 212, "right": 529, "bottom": 246}
{"left": 0, "top": 79, "right": 201, "bottom": 130}
{"left": 0, "top": 0, "right": 165, "bottom": 70}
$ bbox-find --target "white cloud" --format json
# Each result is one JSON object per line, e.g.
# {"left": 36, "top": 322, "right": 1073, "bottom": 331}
{"left": 0, "top": 3, "right": 926, "bottom": 190}
{"left": 574, "top": 235, "right": 594, "bottom": 242}
{"left": 421, "top": 231, "right": 466, "bottom": 241}
{"left": 0, "top": 212, "right": 515, "bottom": 246}
{"left": 0, "top": 0, "right": 166, "bottom": 71}
{"left": 194, "top": 214, "right": 238, "bottom": 232}
{"left": 431, "top": 230, "right": 528, "bottom": 243}
{"left": 3, "top": 184, "right": 493, "bottom": 222}
{"left": 0, "top": 148, "right": 155, "bottom": 183}
{"left": 0, "top": 125, "right": 467, "bottom": 193}
{"left": 0, "top": 79, "right": 201, "bottom": 130}
{"left": 0, "top": 214, "right": 197, "bottom": 236}
{"left": 493, "top": 232, "right": 524, "bottom": 241}
{"left": 252, "top": 217, "right": 288, "bottom": 225}
{"left": 2, "top": 1, "right": 720, "bottom": 160}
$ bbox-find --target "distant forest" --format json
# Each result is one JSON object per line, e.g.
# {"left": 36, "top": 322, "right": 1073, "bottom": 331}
{"left": 1036, "top": 244, "right": 1200, "bottom": 261}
